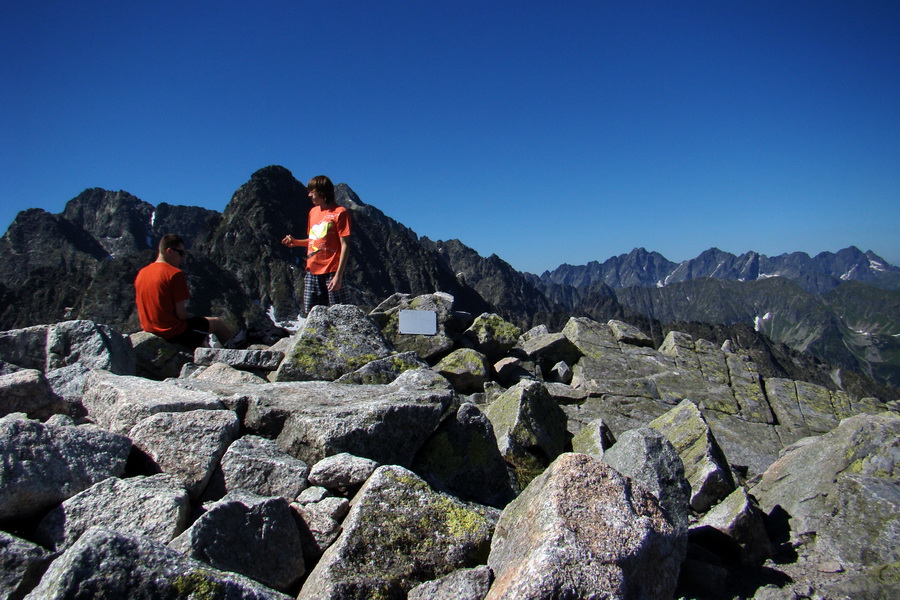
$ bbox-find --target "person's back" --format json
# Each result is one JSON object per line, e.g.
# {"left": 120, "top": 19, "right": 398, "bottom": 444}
{"left": 134, "top": 234, "right": 234, "bottom": 349}
{"left": 135, "top": 260, "right": 191, "bottom": 338}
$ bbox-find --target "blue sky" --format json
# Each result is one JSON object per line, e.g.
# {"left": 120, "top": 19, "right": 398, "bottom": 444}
{"left": 2, "top": 1, "right": 898, "bottom": 274}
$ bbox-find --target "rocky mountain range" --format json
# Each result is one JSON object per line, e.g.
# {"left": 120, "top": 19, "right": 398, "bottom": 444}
{"left": 537, "top": 247, "right": 900, "bottom": 389}
{"left": 539, "top": 246, "right": 900, "bottom": 293}
{"left": 1, "top": 165, "right": 897, "bottom": 399}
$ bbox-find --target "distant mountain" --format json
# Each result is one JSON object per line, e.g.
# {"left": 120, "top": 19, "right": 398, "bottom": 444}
{"left": 0, "top": 165, "right": 896, "bottom": 398}
{"left": 537, "top": 248, "right": 900, "bottom": 388}
{"left": 540, "top": 246, "right": 900, "bottom": 293}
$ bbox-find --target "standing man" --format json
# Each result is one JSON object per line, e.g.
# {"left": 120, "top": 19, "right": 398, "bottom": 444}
{"left": 135, "top": 234, "right": 234, "bottom": 349}
{"left": 281, "top": 175, "right": 352, "bottom": 315}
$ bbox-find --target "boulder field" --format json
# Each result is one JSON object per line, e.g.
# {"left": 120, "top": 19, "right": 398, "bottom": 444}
{"left": 0, "top": 293, "right": 897, "bottom": 599}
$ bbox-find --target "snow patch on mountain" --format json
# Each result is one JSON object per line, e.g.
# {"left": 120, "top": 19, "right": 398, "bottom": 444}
{"left": 754, "top": 312, "right": 773, "bottom": 332}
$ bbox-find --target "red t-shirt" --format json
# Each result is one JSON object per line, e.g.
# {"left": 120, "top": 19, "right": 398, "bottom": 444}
{"left": 306, "top": 204, "right": 351, "bottom": 275}
{"left": 134, "top": 262, "right": 191, "bottom": 338}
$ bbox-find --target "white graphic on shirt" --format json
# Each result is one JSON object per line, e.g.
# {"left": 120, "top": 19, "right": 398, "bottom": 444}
{"left": 308, "top": 215, "right": 336, "bottom": 257}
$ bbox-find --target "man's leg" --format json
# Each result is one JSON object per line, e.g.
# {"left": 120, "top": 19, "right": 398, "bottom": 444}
{"left": 204, "top": 317, "right": 233, "bottom": 346}
{"left": 326, "top": 272, "right": 350, "bottom": 305}
{"left": 168, "top": 317, "right": 212, "bottom": 350}
{"left": 304, "top": 272, "right": 329, "bottom": 316}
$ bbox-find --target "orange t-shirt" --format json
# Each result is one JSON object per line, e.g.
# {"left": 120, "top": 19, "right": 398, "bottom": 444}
{"left": 134, "top": 262, "right": 191, "bottom": 338}
{"left": 306, "top": 204, "right": 351, "bottom": 275}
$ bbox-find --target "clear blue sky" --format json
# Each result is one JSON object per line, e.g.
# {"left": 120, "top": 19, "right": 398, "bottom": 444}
{"left": 2, "top": 1, "right": 898, "bottom": 274}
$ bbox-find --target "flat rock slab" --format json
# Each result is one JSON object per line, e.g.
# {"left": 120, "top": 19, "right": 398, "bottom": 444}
{"left": 180, "top": 370, "right": 455, "bottom": 467}
{"left": 81, "top": 370, "right": 223, "bottom": 436}
{"left": 193, "top": 348, "right": 285, "bottom": 371}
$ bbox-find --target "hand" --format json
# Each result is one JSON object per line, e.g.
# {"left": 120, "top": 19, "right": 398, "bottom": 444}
{"left": 281, "top": 235, "right": 294, "bottom": 247}
{"left": 327, "top": 273, "right": 343, "bottom": 292}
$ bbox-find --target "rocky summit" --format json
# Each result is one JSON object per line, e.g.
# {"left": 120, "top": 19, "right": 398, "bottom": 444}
{"left": 0, "top": 293, "right": 897, "bottom": 600}
{"left": 4, "top": 165, "right": 898, "bottom": 397}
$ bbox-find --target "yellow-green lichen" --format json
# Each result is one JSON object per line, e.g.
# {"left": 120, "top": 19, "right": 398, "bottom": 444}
{"left": 871, "top": 561, "right": 900, "bottom": 583}
{"left": 470, "top": 315, "right": 522, "bottom": 345}
{"left": 172, "top": 571, "right": 225, "bottom": 599}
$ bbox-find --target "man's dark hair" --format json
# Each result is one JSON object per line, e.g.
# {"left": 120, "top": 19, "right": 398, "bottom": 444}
{"left": 307, "top": 175, "right": 336, "bottom": 205}
{"left": 159, "top": 233, "right": 185, "bottom": 252}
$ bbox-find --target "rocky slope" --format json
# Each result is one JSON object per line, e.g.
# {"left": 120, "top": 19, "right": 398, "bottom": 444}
{"left": 0, "top": 295, "right": 896, "bottom": 599}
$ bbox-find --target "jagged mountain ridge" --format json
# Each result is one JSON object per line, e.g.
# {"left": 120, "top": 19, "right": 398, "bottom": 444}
{"left": 540, "top": 246, "right": 900, "bottom": 293}
{"left": 544, "top": 266, "right": 900, "bottom": 389}
{"left": 0, "top": 165, "right": 896, "bottom": 397}
{"left": 535, "top": 247, "right": 900, "bottom": 388}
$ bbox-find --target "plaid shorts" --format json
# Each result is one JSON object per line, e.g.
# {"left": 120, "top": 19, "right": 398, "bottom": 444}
{"left": 304, "top": 271, "right": 350, "bottom": 316}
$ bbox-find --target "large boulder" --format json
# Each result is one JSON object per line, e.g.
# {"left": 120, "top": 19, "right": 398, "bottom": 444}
{"left": 169, "top": 491, "right": 305, "bottom": 593}
{"left": 128, "top": 409, "right": 240, "bottom": 499}
{"left": 463, "top": 313, "right": 522, "bottom": 361}
{"left": 753, "top": 412, "right": 898, "bottom": 549}
{"left": 486, "top": 453, "right": 686, "bottom": 600}
{"left": 601, "top": 426, "right": 692, "bottom": 530}
{"left": 0, "top": 415, "right": 131, "bottom": 520}
{"left": 607, "top": 319, "right": 653, "bottom": 347}
{"left": 692, "top": 486, "right": 773, "bottom": 567}
{"left": 0, "top": 320, "right": 135, "bottom": 375}
{"left": 0, "top": 369, "right": 67, "bottom": 420}
{"left": 484, "top": 380, "right": 568, "bottom": 490}
{"left": 412, "top": 402, "right": 517, "bottom": 508}
{"left": 0, "top": 531, "right": 54, "bottom": 600}
{"left": 35, "top": 474, "right": 190, "bottom": 551}
{"left": 334, "top": 351, "right": 429, "bottom": 385}
{"left": 371, "top": 292, "right": 461, "bottom": 362}
{"left": 434, "top": 348, "right": 491, "bottom": 395}
{"left": 204, "top": 434, "right": 310, "bottom": 502}
{"left": 561, "top": 316, "right": 620, "bottom": 358}
{"left": 130, "top": 331, "right": 192, "bottom": 380}
{"left": 297, "top": 465, "right": 497, "bottom": 600}
{"left": 307, "top": 452, "right": 379, "bottom": 491}
{"left": 227, "top": 370, "right": 456, "bottom": 467}
{"left": 515, "top": 331, "right": 582, "bottom": 376}
{"left": 752, "top": 412, "right": 899, "bottom": 599}
{"left": 273, "top": 304, "right": 394, "bottom": 381}
{"left": 649, "top": 399, "right": 735, "bottom": 512}
{"left": 24, "top": 527, "right": 292, "bottom": 599}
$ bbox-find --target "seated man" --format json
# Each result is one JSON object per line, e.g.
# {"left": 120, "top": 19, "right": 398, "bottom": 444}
{"left": 134, "top": 234, "right": 233, "bottom": 349}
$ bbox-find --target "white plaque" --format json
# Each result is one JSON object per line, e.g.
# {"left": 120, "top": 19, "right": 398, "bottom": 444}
{"left": 399, "top": 309, "right": 438, "bottom": 335}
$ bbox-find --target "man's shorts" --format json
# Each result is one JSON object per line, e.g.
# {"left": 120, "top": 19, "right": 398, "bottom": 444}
{"left": 304, "top": 271, "right": 350, "bottom": 316}
{"left": 166, "top": 317, "right": 210, "bottom": 350}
